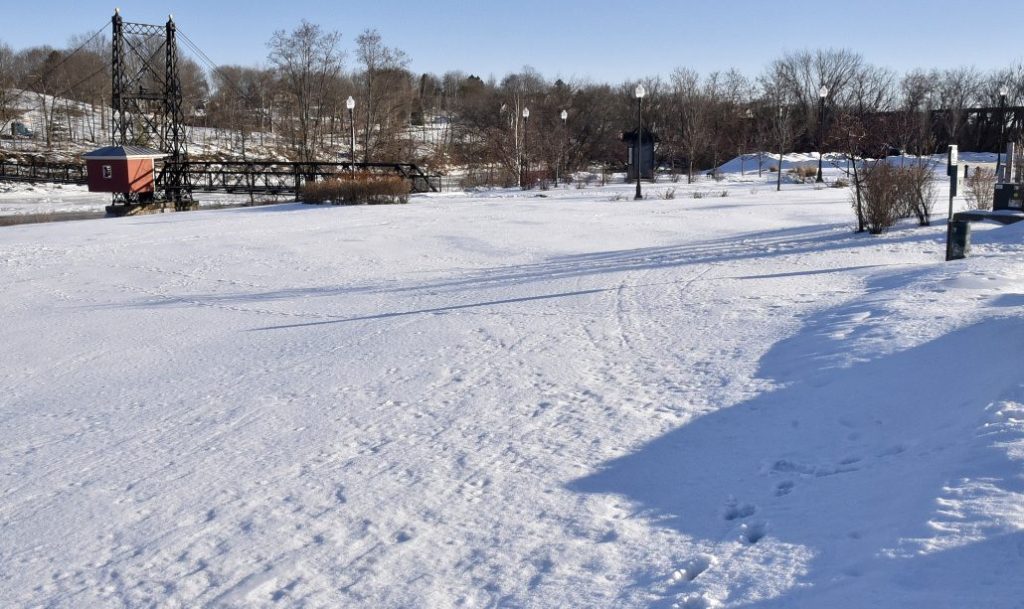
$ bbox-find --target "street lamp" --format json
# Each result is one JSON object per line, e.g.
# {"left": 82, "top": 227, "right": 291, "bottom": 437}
{"left": 634, "top": 83, "right": 646, "bottom": 200}
{"left": 741, "top": 108, "right": 754, "bottom": 176}
{"left": 998, "top": 85, "right": 1009, "bottom": 181}
{"left": 521, "top": 106, "right": 530, "bottom": 189}
{"left": 557, "top": 109, "right": 568, "bottom": 187}
{"left": 346, "top": 95, "right": 356, "bottom": 170}
{"left": 777, "top": 106, "right": 784, "bottom": 192}
{"left": 816, "top": 85, "right": 829, "bottom": 183}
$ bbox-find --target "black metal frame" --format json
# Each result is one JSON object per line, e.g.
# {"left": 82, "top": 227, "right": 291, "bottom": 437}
{"left": 0, "top": 161, "right": 441, "bottom": 194}
{"left": 110, "top": 11, "right": 192, "bottom": 209}
{"left": 156, "top": 161, "right": 440, "bottom": 195}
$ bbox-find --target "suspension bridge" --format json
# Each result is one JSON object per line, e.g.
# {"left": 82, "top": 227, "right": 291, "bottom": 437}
{"left": 0, "top": 10, "right": 440, "bottom": 213}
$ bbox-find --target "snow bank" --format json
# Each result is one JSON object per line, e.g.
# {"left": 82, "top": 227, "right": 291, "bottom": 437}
{"left": 718, "top": 151, "right": 1000, "bottom": 176}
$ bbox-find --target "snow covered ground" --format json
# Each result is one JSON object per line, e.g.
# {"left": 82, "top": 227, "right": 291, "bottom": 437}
{"left": 2, "top": 173, "right": 1023, "bottom": 609}
{"left": 0, "top": 182, "right": 264, "bottom": 218}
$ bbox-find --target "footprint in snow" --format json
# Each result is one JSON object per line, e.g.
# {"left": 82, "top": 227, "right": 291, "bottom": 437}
{"left": 722, "top": 500, "right": 756, "bottom": 521}
{"left": 740, "top": 521, "right": 767, "bottom": 545}
{"left": 669, "top": 554, "right": 715, "bottom": 584}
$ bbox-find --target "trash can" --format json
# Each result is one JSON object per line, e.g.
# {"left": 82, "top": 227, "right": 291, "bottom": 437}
{"left": 993, "top": 183, "right": 1024, "bottom": 211}
{"left": 946, "top": 220, "right": 971, "bottom": 261}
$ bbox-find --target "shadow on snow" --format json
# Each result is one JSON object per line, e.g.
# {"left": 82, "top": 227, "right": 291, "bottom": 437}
{"left": 569, "top": 269, "right": 1024, "bottom": 608}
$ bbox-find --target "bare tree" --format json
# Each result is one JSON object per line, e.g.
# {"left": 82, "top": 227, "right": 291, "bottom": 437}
{"left": 355, "top": 29, "right": 413, "bottom": 162}
{"left": 0, "top": 41, "right": 20, "bottom": 137}
{"left": 935, "top": 67, "right": 982, "bottom": 146}
{"left": 267, "top": 21, "right": 344, "bottom": 162}
{"left": 668, "top": 68, "right": 712, "bottom": 183}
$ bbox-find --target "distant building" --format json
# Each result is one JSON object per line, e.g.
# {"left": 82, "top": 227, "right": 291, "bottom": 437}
{"left": 82, "top": 145, "right": 167, "bottom": 197}
{"left": 621, "top": 128, "right": 656, "bottom": 180}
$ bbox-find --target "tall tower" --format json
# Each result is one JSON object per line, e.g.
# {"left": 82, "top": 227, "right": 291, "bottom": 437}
{"left": 110, "top": 9, "right": 193, "bottom": 210}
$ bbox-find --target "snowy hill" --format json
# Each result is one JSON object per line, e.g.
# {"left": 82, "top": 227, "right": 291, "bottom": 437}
{"left": 717, "top": 151, "right": 1000, "bottom": 175}
{"left": 1, "top": 176, "right": 1022, "bottom": 608}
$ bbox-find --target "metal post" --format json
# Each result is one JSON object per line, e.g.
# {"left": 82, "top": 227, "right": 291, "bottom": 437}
{"left": 111, "top": 10, "right": 125, "bottom": 146}
{"left": 349, "top": 107, "right": 355, "bottom": 174}
{"left": 997, "top": 91, "right": 1007, "bottom": 180}
{"left": 777, "top": 107, "right": 783, "bottom": 192}
{"left": 816, "top": 94, "right": 825, "bottom": 182}
{"left": 556, "top": 111, "right": 565, "bottom": 187}
{"left": 165, "top": 14, "right": 192, "bottom": 210}
{"left": 521, "top": 109, "right": 529, "bottom": 189}
{"left": 634, "top": 96, "right": 643, "bottom": 200}
{"left": 563, "top": 112, "right": 570, "bottom": 186}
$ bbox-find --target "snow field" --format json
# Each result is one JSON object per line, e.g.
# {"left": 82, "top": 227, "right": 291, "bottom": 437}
{"left": 1, "top": 173, "right": 1023, "bottom": 608}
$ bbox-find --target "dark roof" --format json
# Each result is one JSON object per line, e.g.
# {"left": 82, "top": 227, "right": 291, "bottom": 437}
{"left": 620, "top": 128, "right": 658, "bottom": 144}
{"left": 82, "top": 145, "right": 167, "bottom": 160}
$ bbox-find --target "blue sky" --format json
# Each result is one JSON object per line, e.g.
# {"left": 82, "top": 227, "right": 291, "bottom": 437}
{"left": 6, "top": 0, "right": 1024, "bottom": 82}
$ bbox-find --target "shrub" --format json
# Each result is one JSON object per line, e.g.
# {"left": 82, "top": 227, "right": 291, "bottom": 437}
{"left": 860, "top": 163, "right": 903, "bottom": 234}
{"left": 964, "top": 167, "right": 996, "bottom": 211}
{"left": 789, "top": 165, "right": 818, "bottom": 181}
{"left": 301, "top": 173, "right": 410, "bottom": 205}
{"left": 903, "top": 163, "right": 936, "bottom": 225}
{"left": 832, "top": 178, "right": 849, "bottom": 188}
{"left": 660, "top": 187, "right": 676, "bottom": 200}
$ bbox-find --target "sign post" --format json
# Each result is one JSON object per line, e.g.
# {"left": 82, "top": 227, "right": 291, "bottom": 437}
{"left": 945, "top": 145, "right": 960, "bottom": 261}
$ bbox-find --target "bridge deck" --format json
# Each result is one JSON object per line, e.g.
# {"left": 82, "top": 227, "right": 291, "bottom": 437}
{"left": 0, "top": 160, "right": 441, "bottom": 194}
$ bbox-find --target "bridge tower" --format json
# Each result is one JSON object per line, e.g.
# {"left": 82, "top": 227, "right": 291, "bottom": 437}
{"left": 110, "top": 9, "right": 193, "bottom": 211}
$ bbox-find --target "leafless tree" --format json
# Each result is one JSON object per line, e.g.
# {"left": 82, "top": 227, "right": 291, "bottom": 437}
{"left": 355, "top": 29, "right": 413, "bottom": 163}
{"left": 267, "top": 21, "right": 344, "bottom": 162}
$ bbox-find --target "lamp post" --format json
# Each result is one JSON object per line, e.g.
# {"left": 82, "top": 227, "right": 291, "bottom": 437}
{"left": 521, "top": 106, "right": 530, "bottom": 189}
{"left": 346, "top": 95, "right": 355, "bottom": 173}
{"left": 816, "top": 85, "right": 829, "bottom": 183}
{"left": 557, "top": 109, "right": 568, "bottom": 187}
{"left": 997, "top": 85, "right": 1008, "bottom": 181}
{"left": 634, "top": 83, "right": 646, "bottom": 200}
{"left": 777, "top": 106, "right": 784, "bottom": 193}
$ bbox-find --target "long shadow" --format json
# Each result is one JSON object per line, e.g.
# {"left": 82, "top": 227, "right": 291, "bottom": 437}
{"left": 249, "top": 287, "right": 613, "bottom": 331}
{"left": 569, "top": 272, "right": 1024, "bottom": 607}
{"left": 116, "top": 223, "right": 941, "bottom": 310}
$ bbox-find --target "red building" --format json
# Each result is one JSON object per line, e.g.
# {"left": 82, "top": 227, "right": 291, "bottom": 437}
{"left": 83, "top": 145, "right": 167, "bottom": 194}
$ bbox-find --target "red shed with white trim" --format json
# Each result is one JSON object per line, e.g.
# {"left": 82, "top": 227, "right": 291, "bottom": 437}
{"left": 83, "top": 145, "right": 167, "bottom": 194}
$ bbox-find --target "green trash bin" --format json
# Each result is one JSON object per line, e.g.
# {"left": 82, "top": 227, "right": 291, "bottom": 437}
{"left": 946, "top": 220, "right": 971, "bottom": 261}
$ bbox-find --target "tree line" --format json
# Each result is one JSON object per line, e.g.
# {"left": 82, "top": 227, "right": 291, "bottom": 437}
{"left": 1, "top": 22, "right": 1022, "bottom": 185}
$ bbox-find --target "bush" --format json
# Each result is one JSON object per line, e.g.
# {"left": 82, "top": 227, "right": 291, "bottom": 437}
{"left": 860, "top": 163, "right": 904, "bottom": 234}
{"left": 789, "top": 165, "right": 818, "bottom": 181}
{"left": 301, "top": 173, "right": 410, "bottom": 205}
{"left": 964, "top": 167, "right": 996, "bottom": 211}
{"left": 903, "top": 163, "right": 936, "bottom": 225}
{"left": 659, "top": 187, "right": 676, "bottom": 200}
{"left": 832, "top": 178, "right": 849, "bottom": 188}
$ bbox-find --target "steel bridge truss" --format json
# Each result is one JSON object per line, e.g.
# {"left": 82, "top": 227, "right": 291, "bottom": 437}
{"left": 156, "top": 161, "right": 440, "bottom": 195}
{"left": 111, "top": 10, "right": 192, "bottom": 210}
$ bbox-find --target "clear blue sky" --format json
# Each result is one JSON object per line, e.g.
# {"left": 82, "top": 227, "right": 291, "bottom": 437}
{"left": 6, "top": 0, "right": 1024, "bottom": 82}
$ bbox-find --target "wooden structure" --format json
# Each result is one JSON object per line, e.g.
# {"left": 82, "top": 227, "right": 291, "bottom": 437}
{"left": 82, "top": 145, "right": 166, "bottom": 196}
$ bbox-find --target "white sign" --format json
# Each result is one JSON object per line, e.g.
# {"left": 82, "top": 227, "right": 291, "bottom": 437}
{"left": 948, "top": 144, "right": 958, "bottom": 167}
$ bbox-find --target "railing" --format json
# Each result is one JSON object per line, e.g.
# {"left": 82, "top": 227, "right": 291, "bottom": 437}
{"left": 0, "top": 160, "right": 442, "bottom": 194}
{"left": 157, "top": 161, "right": 441, "bottom": 194}
{"left": 0, "top": 162, "right": 88, "bottom": 185}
